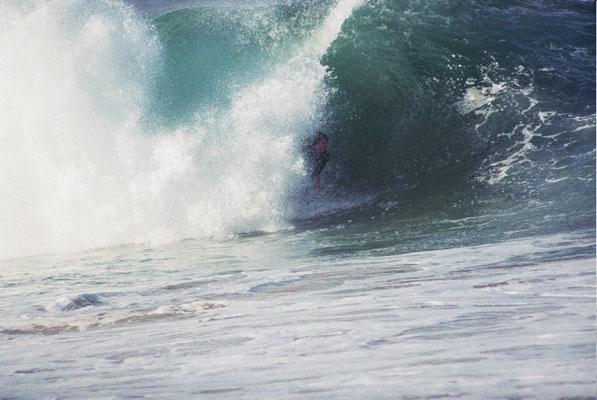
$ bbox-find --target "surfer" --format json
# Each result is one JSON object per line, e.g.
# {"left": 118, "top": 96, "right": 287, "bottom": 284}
{"left": 307, "top": 131, "right": 330, "bottom": 189}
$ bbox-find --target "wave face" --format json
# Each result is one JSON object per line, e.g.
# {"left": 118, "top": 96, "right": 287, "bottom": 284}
{"left": 1, "top": 0, "right": 594, "bottom": 258}
{"left": 323, "top": 1, "right": 595, "bottom": 195}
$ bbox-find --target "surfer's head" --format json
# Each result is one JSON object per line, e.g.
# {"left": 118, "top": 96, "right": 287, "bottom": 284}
{"left": 313, "top": 131, "right": 328, "bottom": 152}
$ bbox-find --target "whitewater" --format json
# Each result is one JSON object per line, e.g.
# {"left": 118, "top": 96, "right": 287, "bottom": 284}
{"left": 0, "top": 0, "right": 595, "bottom": 398}
{"left": 0, "top": 0, "right": 354, "bottom": 258}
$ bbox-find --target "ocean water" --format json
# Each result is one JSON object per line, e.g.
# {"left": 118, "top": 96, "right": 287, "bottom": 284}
{"left": 0, "top": 0, "right": 595, "bottom": 398}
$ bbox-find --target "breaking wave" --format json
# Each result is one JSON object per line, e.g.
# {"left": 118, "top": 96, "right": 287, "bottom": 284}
{"left": 0, "top": 0, "right": 594, "bottom": 259}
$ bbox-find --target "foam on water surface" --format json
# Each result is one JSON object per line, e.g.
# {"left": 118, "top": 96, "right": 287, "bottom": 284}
{"left": 0, "top": 231, "right": 594, "bottom": 399}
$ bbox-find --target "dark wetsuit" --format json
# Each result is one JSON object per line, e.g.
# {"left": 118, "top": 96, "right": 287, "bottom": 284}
{"left": 311, "top": 150, "right": 330, "bottom": 179}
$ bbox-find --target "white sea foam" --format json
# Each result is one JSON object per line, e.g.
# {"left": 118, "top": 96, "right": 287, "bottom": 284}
{"left": 0, "top": 0, "right": 365, "bottom": 259}
{"left": 1, "top": 231, "right": 594, "bottom": 398}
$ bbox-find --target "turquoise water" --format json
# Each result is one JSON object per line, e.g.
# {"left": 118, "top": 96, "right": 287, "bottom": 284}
{"left": 0, "top": 0, "right": 595, "bottom": 398}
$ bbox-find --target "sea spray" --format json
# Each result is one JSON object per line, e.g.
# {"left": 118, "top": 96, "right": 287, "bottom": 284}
{"left": 0, "top": 0, "right": 365, "bottom": 259}
{"left": 0, "top": 0, "right": 161, "bottom": 258}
